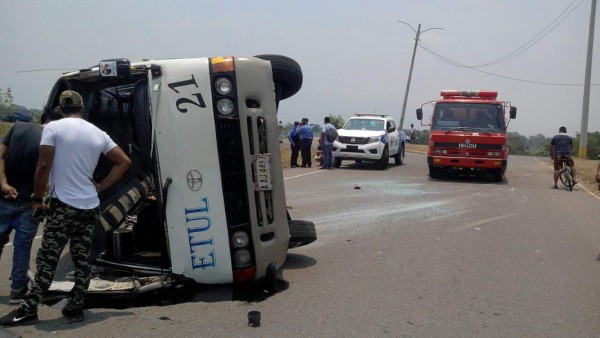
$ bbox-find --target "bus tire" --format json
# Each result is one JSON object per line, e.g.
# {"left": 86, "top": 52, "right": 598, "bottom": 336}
{"left": 288, "top": 220, "right": 317, "bottom": 249}
{"left": 254, "top": 54, "right": 303, "bottom": 102}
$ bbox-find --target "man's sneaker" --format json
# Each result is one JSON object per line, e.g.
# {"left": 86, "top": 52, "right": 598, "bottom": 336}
{"left": 62, "top": 306, "right": 85, "bottom": 323}
{"left": 9, "top": 287, "right": 28, "bottom": 304}
{"left": 0, "top": 307, "right": 38, "bottom": 327}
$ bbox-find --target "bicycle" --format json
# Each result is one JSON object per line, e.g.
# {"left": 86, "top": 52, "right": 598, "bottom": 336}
{"left": 558, "top": 158, "right": 575, "bottom": 191}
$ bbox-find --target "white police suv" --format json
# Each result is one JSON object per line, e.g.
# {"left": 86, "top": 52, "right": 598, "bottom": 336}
{"left": 332, "top": 114, "right": 406, "bottom": 170}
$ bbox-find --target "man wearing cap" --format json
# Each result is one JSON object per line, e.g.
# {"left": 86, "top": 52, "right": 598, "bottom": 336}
{"left": 295, "top": 118, "right": 314, "bottom": 168}
{"left": 0, "top": 109, "right": 62, "bottom": 305}
{"left": 0, "top": 90, "right": 131, "bottom": 327}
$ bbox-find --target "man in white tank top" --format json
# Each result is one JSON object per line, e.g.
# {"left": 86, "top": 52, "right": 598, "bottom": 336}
{"left": 0, "top": 90, "right": 131, "bottom": 327}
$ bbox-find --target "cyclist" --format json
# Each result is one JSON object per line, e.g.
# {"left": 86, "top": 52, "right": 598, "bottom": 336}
{"left": 550, "top": 126, "right": 578, "bottom": 189}
{"left": 410, "top": 124, "right": 418, "bottom": 144}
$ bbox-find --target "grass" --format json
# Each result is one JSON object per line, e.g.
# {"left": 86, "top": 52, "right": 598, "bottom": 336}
{"left": 280, "top": 142, "right": 599, "bottom": 187}
{"left": 0, "top": 122, "right": 12, "bottom": 138}
{"left": 574, "top": 157, "right": 599, "bottom": 187}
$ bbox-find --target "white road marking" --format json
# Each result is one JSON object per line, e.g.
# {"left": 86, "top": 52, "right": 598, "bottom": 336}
{"left": 450, "top": 213, "right": 517, "bottom": 232}
{"left": 284, "top": 170, "right": 324, "bottom": 180}
{"left": 424, "top": 209, "right": 470, "bottom": 224}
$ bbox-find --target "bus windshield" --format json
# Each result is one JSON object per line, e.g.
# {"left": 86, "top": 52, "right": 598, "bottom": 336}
{"left": 432, "top": 103, "right": 505, "bottom": 133}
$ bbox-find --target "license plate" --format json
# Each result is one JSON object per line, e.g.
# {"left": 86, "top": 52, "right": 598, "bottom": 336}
{"left": 254, "top": 154, "right": 272, "bottom": 191}
{"left": 347, "top": 145, "right": 358, "bottom": 151}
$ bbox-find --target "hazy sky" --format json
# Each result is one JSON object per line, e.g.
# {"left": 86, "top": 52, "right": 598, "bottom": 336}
{"left": 1, "top": 0, "right": 598, "bottom": 137}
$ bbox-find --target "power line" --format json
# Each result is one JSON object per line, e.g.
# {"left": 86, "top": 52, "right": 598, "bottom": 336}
{"left": 472, "top": 0, "right": 584, "bottom": 67}
{"left": 418, "top": 42, "right": 599, "bottom": 86}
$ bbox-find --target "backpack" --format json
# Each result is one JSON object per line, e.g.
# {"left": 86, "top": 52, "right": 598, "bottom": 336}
{"left": 325, "top": 126, "right": 338, "bottom": 143}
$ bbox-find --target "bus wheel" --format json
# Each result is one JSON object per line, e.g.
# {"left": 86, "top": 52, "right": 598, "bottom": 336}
{"left": 288, "top": 220, "right": 317, "bottom": 248}
{"left": 254, "top": 54, "right": 303, "bottom": 103}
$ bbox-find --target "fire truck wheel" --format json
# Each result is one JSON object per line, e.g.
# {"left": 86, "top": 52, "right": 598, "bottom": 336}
{"left": 429, "top": 165, "right": 441, "bottom": 179}
{"left": 493, "top": 169, "right": 504, "bottom": 182}
{"left": 334, "top": 158, "right": 342, "bottom": 168}
{"left": 254, "top": 54, "right": 303, "bottom": 103}
{"left": 288, "top": 220, "right": 317, "bottom": 249}
{"left": 377, "top": 146, "right": 389, "bottom": 170}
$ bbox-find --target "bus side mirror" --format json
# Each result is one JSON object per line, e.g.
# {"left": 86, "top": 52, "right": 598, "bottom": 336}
{"left": 416, "top": 108, "right": 423, "bottom": 121}
{"left": 509, "top": 107, "right": 517, "bottom": 119}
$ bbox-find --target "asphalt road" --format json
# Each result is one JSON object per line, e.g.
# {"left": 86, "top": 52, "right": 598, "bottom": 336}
{"left": 1, "top": 152, "right": 600, "bottom": 337}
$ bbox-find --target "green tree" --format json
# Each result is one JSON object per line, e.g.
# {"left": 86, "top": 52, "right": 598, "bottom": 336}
{"left": 507, "top": 132, "right": 528, "bottom": 155}
{"left": 527, "top": 134, "right": 550, "bottom": 157}
{"left": 418, "top": 129, "right": 429, "bottom": 144}
{"left": 32, "top": 110, "right": 42, "bottom": 124}
{"left": 328, "top": 114, "right": 345, "bottom": 129}
{"left": 574, "top": 131, "right": 600, "bottom": 159}
{"left": 0, "top": 87, "right": 14, "bottom": 106}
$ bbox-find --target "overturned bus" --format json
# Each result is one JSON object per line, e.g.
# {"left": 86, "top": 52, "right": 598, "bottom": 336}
{"left": 42, "top": 55, "right": 316, "bottom": 293}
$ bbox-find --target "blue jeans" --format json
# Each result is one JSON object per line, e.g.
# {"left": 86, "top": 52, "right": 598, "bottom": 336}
{"left": 0, "top": 199, "right": 39, "bottom": 290}
{"left": 323, "top": 143, "right": 333, "bottom": 168}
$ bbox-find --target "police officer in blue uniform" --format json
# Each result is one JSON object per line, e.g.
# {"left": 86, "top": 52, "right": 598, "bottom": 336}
{"left": 295, "top": 118, "right": 313, "bottom": 168}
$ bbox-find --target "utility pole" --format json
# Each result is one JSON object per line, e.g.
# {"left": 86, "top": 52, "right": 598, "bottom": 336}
{"left": 397, "top": 21, "right": 442, "bottom": 130}
{"left": 578, "top": 0, "right": 596, "bottom": 159}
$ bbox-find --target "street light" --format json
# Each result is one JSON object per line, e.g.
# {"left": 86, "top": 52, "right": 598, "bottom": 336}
{"left": 397, "top": 20, "right": 443, "bottom": 130}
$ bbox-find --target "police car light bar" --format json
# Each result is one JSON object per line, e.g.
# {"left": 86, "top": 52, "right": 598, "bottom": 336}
{"left": 440, "top": 90, "right": 498, "bottom": 100}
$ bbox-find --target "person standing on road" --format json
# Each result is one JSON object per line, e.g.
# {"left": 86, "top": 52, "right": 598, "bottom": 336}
{"left": 296, "top": 118, "right": 313, "bottom": 168}
{"left": 0, "top": 110, "right": 61, "bottom": 305}
{"left": 0, "top": 90, "right": 131, "bottom": 327}
{"left": 550, "top": 126, "right": 578, "bottom": 189}
{"left": 320, "top": 117, "right": 336, "bottom": 170}
{"left": 287, "top": 121, "right": 301, "bottom": 168}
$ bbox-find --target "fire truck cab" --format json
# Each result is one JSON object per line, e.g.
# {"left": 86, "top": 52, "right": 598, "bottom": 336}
{"left": 417, "top": 90, "right": 516, "bottom": 181}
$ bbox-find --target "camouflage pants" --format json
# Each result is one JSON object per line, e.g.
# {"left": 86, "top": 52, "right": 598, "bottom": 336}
{"left": 22, "top": 198, "right": 98, "bottom": 311}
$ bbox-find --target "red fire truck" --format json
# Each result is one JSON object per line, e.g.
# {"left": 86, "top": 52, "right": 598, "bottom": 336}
{"left": 416, "top": 90, "right": 517, "bottom": 181}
